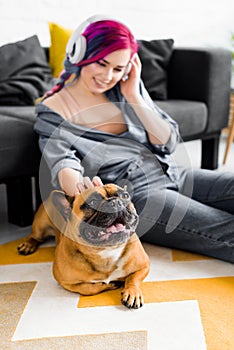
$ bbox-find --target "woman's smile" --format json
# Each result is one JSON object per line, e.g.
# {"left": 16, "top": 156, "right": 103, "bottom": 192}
{"left": 80, "top": 49, "right": 131, "bottom": 93}
{"left": 93, "top": 77, "right": 111, "bottom": 89}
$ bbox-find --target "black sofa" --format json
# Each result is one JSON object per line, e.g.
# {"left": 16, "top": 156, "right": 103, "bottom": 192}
{"left": 0, "top": 39, "right": 232, "bottom": 227}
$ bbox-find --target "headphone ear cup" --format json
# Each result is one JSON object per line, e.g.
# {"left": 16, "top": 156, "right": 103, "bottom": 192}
{"left": 66, "top": 15, "right": 115, "bottom": 65}
{"left": 67, "top": 35, "right": 87, "bottom": 64}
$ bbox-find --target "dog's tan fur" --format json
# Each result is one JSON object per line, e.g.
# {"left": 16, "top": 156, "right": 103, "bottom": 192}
{"left": 18, "top": 184, "right": 150, "bottom": 308}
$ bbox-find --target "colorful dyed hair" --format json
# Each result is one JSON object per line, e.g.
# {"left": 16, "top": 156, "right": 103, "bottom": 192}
{"left": 45, "top": 19, "right": 139, "bottom": 97}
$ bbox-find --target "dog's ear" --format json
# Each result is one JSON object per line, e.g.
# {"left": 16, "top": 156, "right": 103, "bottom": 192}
{"left": 50, "top": 190, "right": 75, "bottom": 220}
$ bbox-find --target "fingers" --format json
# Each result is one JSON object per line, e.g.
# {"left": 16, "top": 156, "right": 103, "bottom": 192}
{"left": 76, "top": 176, "right": 93, "bottom": 194}
{"left": 76, "top": 176, "right": 103, "bottom": 194}
{"left": 84, "top": 176, "right": 94, "bottom": 188}
{"left": 131, "top": 53, "right": 142, "bottom": 72}
{"left": 92, "top": 176, "right": 103, "bottom": 187}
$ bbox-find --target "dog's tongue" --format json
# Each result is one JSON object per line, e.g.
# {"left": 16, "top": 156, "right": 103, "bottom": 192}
{"left": 106, "top": 223, "right": 125, "bottom": 234}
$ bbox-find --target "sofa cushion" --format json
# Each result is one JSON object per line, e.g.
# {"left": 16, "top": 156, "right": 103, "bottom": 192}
{"left": 0, "top": 106, "right": 40, "bottom": 178}
{"left": 138, "top": 39, "right": 174, "bottom": 100}
{"left": 0, "top": 36, "right": 53, "bottom": 106}
{"left": 156, "top": 100, "right": 207, "bottom": 139}
{"left": 0, "top": 106, "right": 36, "bottom": 123}
{"left": 49, "top": 22, "right": 73, "bottom": 78}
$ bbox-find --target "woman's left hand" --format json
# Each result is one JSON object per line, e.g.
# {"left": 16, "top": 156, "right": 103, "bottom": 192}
{"left": 120, "top": 53, "right": 142, "bottom": 101}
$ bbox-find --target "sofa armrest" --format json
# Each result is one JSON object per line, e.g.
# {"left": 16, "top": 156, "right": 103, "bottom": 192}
{"left": 168, "top": 47, "right": 232, "bottom": 133}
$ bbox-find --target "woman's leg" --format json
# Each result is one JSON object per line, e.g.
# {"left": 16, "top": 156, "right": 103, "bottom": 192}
{"left": 118, "top": 158, "right": 234, "bottom": 262}
{"left": 178, "top": 168, "right": 234, "bottom": 214}
{"left": 139, "top": 187, "right": 234, "bottom": 263}
{"left": 132, "top": 168, "right": 234, "bottom": 263}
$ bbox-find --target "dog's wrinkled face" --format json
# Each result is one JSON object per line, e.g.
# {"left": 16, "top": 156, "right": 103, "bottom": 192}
{"left": 70, "top": 184, "right": 139, "bottom": 247}
{"left": 51, "top": 184, "right": 138, "bottom": 247}
{"left": 78, "top": 185, "right": 138, "bottom": 246}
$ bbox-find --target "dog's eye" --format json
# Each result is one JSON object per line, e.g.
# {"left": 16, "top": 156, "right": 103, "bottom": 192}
{"left": 120, "top": 191, "right": 130, "bottom": 201}
{"left": 85, "top": 193, "right": 103, "bottom": 210}
{"left": 81, "top": 199, "right": 97, "bottom": 211}
{"left": 89, "top": 199, "right": 96, "bottom": 207}
{"left": 87, "top": 198, "right": 101, "bottom": 210}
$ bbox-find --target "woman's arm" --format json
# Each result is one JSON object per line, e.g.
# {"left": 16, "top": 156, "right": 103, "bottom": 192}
{"left": 34, "top": 106, "right": 103, "bottom": 196}
{"left": 58, "top": 168, "right": 103, "bottom": 196}
{"left": 120, "top": 54, "right": 179, "bottom": 151}
{"left": 124, "top": 93, "right": 171, "bottom": 145}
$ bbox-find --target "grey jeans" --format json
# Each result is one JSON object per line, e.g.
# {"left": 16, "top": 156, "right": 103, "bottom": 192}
{"left": 117, "top": 161, "right": 234, "bottom": 263}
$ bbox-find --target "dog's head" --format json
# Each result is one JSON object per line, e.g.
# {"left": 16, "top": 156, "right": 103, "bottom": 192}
{"left": 50, "top": 184, "right": 139, "bottom": 247}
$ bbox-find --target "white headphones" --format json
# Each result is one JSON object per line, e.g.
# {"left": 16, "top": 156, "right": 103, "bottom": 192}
{"left": 66, "top": 15, "right": 132, "bottom": 77}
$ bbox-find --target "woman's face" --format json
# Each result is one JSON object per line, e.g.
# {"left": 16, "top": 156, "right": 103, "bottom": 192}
{"left": 79, "top": 49, "right": 131, "bottom": 94}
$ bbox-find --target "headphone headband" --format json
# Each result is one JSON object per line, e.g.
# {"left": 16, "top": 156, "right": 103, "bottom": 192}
{"left": 66, "top": 15, "right": 115, "bottom": 64}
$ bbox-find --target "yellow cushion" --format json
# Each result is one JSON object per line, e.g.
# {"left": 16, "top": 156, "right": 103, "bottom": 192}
{"left": 48, "top": 22, "right": 73, "bottom": 78}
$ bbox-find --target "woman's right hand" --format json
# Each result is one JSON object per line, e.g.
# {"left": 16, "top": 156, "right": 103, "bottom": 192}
{"left": 120, "top": 53, "right": 142, "bottom": 101}
{"left": 76, "top": 175, "right": 103, "bottom": 194}
{"left": 58, "top": 168, "right": 103, "bottom": 196}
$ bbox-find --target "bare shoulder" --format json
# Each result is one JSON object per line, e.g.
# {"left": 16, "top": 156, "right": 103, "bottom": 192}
{"left": 42, "top": 94, "right": 60, "bottom": 110}
{"left": 42, "top": 93, "right": 66, "bottom": 118}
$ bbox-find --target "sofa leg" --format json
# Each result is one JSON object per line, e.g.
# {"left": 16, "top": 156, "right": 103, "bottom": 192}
{"left": 201, "top": 136, "right": 220, "bottom": 170}
{"left": 6, "top": 177, "right": 34, "bottom": 227}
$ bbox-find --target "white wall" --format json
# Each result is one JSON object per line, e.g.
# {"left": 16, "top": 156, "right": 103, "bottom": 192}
{"left": 0, "top": 0, "right": 233, "bottom": 50}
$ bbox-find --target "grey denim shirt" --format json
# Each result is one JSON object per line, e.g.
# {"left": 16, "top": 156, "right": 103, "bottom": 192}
{"left": 34, "top": 80, "right": 180, "bottom": 188}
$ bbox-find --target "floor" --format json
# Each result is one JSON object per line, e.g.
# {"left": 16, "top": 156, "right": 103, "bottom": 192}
{"left": 0, "top": 133, "right": 234, "bottom": 244}
{"left": 1, "top": 133, "right": 234, "bottom": 350}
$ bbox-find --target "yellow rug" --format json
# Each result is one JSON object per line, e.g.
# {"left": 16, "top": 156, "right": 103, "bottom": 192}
{"left": 0, "top": 236, "right": 234, "bottom": 350}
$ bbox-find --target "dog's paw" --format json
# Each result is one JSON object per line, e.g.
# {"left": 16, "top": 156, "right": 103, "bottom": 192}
{"left": 121, "top": 286, "right": 144, "bottom": 309}
{"left": 17, "top": 238, "right": 39, "bottom": 255}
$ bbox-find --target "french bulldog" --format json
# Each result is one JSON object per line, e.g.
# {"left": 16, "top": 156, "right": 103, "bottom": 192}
{"left": 18, "top": 184, "right": 150, "bottom": 309}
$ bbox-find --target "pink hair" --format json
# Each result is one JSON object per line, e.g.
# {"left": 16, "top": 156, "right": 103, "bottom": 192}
{"left": 44, "top": 19, "right": 138, "bottom": 98}
{"left": 78, "top": 19, "right": 139, "bottom": 66}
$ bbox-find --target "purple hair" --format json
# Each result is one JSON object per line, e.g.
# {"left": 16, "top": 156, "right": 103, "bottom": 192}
{"left": 80, "top": 20, "right": 138, "bottom": 65}
{"left": 45, "top": 19, "right": 138, "bottom": 97}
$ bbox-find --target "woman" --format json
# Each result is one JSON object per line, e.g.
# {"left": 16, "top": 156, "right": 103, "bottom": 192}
{"left": 35, "top": 16, "right": 234, "bottom": 262}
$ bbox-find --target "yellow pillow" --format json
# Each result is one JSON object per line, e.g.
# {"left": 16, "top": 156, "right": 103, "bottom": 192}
{"left": 49, "top": 22, "right": 73, "bottom": 78}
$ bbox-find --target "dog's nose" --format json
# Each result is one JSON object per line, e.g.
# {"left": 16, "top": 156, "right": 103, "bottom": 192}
{"left": 100, "top": 197, "right": 126, "bottom": 213}
{"left": 111, "top": 198, "right": 124, "bottom": 211}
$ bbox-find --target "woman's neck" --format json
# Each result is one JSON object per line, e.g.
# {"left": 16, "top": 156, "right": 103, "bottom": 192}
{"left": 68, "top": 77, "right": 101, "bottom": 99}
